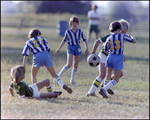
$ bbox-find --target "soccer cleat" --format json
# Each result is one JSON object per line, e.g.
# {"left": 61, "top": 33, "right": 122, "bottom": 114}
{"left": 101, "top": 83, "right": 114, "bottom": 95}
{"left": 62, "top": 84, "right": 73, "bottom": 94}
{"left": 101, "top": 83, "right": 104, "bottom": 87}
{"left": 70, "top": 81, "right": 78, "bottom": 85}
{"left": 99, "top": 88, "right": 108, "bottom": 98}
{"left": 53, "top": 91, "right": 62, "bottom": 98}
{"left": 107, "top": 88, "right": 114, "bottom": 95}
{"left": 86, "top": 92, "right": 98, "bottom": 98}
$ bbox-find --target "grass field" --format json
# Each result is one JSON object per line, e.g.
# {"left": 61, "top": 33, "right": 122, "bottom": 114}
{"left": 1, "top": 13, "right": 149, "bottom": 119}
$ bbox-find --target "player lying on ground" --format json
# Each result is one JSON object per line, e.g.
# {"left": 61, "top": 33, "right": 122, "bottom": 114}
{"left": 9, "top": 65, "right": 62, "bottom": 99}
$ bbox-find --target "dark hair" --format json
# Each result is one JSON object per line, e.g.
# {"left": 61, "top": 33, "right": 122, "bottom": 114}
{"left": 69, "top": 16, "right": 79, "bottom": 26}
{"left": 91, "top": 4, "right": 98, "bottom": 10}
{"left": 28, "top": 28, "right": 41, "bottom": 38}
{"left": 109, "top": 21, "right": 122, "bottom": 32}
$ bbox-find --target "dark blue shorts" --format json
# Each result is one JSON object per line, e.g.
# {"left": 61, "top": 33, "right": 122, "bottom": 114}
{"left": 67, "top": 45, "right": 82, "bottom": 56}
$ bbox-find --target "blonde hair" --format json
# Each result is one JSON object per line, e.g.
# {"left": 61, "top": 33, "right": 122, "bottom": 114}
{"left": 118, "top": 19, "right": 129, "bottom": 33}
{"left": 69, "top": 15, "right": 79, "bottom": 26}
{"left": 28, "top": 28, "right": 41, "bottom": 38}
{"left": 10, "top": 65, "right": 25, "bottom": 83}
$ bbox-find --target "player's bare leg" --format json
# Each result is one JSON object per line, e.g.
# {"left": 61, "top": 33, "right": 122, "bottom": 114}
{"left": 31, "top": 66, "right": 40, "bottom": 84}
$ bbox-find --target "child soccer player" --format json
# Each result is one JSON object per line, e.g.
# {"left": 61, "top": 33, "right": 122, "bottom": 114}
{"left": 54, "top": 15, "right": 89, "bottom": 84}
{"left": 86, "top": 19, "right": 129, "bottom": 97}
{"left": 9, "top": 65, "right": 62, "bottom": 99}
{"left": 22, "top": 28, "right": 72, "bottom": 94}
{"left": 99, "top": 21, "right": 136, "bottom": 98}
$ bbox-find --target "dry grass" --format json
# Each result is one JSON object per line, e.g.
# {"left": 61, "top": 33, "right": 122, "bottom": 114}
{"left": 1, "top": 13, "right": 149, "bottom": 119}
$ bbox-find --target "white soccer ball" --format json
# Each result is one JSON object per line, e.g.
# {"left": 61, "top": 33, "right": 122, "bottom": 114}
{"left": 87, "top": 54, "right": 100, "bottom": 67}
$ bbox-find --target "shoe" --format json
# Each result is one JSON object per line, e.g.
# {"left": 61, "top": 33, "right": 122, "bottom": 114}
{"left": 107, "top": 88, "right": 114, "bottom": 95}
{"left": 62, "top": 84, "right": 73, "bottom": 94}
{"left": 99, "top": 88, "right": 108, "bottom": 98}
{"left": 101, "top": 83, "right": 114, "bottom": 95}
{"left": 86, "top": 92, "right": 98, "bottom": 97}
{"left": 53, "top": 91, "right": 62, "bottom": 98}
{"left": 70, "top": 81, "right": 78, "bottom": 85}
{"left": 53, "top": 79, "right": 58, "bottom": 84}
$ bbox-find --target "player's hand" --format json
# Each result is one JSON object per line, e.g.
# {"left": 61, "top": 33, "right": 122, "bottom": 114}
{"left": 85, "top": 50, "right": 89, "bottom": 57}
{"left": 54, "top": 49, "right": 60, "bottom": 55}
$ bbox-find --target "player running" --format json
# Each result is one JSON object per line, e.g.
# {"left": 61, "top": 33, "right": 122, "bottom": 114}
{"left": 22, "top": 28, "right": 72, "bottom": 94}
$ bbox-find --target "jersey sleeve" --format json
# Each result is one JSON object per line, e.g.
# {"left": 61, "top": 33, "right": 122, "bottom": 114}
{"left": 18, "top": 86, "right": 26, "bottom": 96}
{"left": 101, "top": 34, "right": 110, "bottom": 43}
{"left": 62, "top": 30, "right": 68, "bottom": 42}
{"left": 81, "top": 30, "right": 86, "bottom": 41}
{"left": 104, "top": 37, "right": 111, "bottom": 51}
{"left": 87, "top": 11, "right": 91, "bottom": 17}
{"left": 123, "top": 34, "right": 133, "bottom": 43}
{"left": 43, "top": 38, "right": 50, "bottom": 52}
{"left": 22, "top": 41, "right": 30, "bottom": 56}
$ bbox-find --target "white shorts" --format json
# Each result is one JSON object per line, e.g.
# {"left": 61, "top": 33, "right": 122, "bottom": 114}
{"left": 29, "top": 84, "right": 40, "bottom": 97}
{"left": 98, "top": 52, "right": 107, "bottom": 63}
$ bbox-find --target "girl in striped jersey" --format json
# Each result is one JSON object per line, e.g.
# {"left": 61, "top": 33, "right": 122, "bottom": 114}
{"left": 54, "top": 15, "right": 89, "bottom": 84}
{"left": 22, "top": 28, "right": 72, "bottom": 94}
{"left": 86, "top": 19, "right": 129, "bottom": 97}
{"left": 99, "top": 21, "right": 136, "bottom": 98}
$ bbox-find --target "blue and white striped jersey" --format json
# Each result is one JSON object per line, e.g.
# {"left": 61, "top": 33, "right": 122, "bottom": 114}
{"left": 104, "top": 33, "right": 133, "bottom": 55}
{"left": 63, "top": 28, "right": 86, "bottom": 46}
{"left": 22, "top": 36, "right": 50, "bottom": 56}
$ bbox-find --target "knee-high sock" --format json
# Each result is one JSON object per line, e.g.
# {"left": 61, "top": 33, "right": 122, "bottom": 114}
{"left": 46, "top": 84, "right": 52, "bottom": 92}
{"left": 88, "top": 76, "right": 102, "bottom": 94}
{"left": 103, "top": 80, "right": 117, "bottom": 91}
{"left": 58, "top": 65, "right": 69, "bottom": 77}
{"left": 56, "top": 76, "right": 65, "bottom": 87}
{"left": 70, "top": 68, "right": 77, "bottom": 82}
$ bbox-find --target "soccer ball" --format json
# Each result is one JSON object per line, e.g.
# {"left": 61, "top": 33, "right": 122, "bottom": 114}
{"left": 87, "top": 54, "right": 100, "bottom": 67}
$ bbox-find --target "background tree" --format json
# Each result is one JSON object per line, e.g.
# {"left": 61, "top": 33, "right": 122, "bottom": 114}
{"left": 15, "top": 1, "right": 91, "bottom": 15}
{"left": 108, "top": 1, "right": 135, "bottom": 22}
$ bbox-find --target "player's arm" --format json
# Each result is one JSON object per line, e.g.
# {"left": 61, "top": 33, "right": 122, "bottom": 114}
{"left": 88, "top": 17, "right": 100, "bottom": 20}
{"left": 23, "top": 55, "right": 28, "bottom": 69}
{"left": 54, "top": 40, "right": 66, "bottom": 55}
{"left": 129, "top": 34, "right": 136, "bottom": 43}
{"left": 83, "top": 40, "right": 89, "bottom": 57}
{"left": 9, "top": 87, "right": 15, "bottom": 96}
{"left": 91, "top": 38, "right": 102, "bottom": 54}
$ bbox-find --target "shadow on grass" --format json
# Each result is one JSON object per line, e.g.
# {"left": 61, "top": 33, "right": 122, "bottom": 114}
{"left": 31, "top": 96, "right": 95, "bottom": 104}
{"left": 1, "top": 47, "right": 87, "bottom": 64}
{"left": 125, "top": 55, "right": 149, "bottom": 62}
{"left": 1, "top": 47, "right": 149, "bottom": 64}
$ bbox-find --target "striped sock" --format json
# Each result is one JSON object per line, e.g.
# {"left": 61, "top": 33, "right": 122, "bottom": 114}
{"left": 104, "top": 80, "right": 109, "bottom": 86}
{"left": 111, "top": 74, "right": 114, "bottom": 80}
{"left": 103, "top": 80, "right": 117, "bottom": 91}
{"left": 46, "top": 85, "right": 52, "bottom": 92}
{"left": 88, "top": 76, "right": 102, "bottom": 94}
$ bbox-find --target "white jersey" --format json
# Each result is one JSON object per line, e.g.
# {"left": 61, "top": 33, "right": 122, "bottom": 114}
{"left": 88, "top": 10, "right": 100, "bottom": 25}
